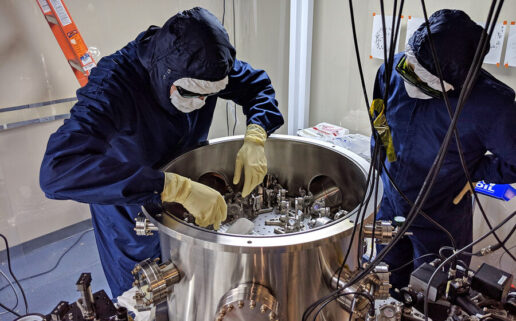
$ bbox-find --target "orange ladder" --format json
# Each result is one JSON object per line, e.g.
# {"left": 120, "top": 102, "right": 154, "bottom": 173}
{"left": 35, "top": 0, "right": 95, "bottom": 86}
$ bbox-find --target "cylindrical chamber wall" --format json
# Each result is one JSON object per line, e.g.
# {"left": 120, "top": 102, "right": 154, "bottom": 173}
{"left": 144, "top": 135, "right": 381, "bottom": 321}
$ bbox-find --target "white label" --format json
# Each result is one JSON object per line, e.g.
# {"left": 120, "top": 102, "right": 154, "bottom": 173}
{"left": 505, "top": 24, "right": 516, "bottom": 68}
{"left": 49, "top": 0, "right": 72, "bottom": 26}
{"left": 83, "top": 62, "right": 96, "bottom": 72}
{"left": 371, "top": 15, "right": 401, "bottom": 60}
{"left": 498, "top": 275, "right": 508, "bottom": 285}
{"left": 37, "top": 0, "right": 51, "bottom": 13}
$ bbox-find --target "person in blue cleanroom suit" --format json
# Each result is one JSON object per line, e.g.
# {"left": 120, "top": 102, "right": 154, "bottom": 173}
{"left": 371, "top": 9, "right": 516, "bottom": 291}
{"left": 39, "top": 7, "right": 284, "bottom": 298}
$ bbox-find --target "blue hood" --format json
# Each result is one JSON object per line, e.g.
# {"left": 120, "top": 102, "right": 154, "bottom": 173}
{"left": 136, "top": 7, "right": 236, "bottom": 110}
{"left": 408, "top": 9, "right": 485, "bottom": 89}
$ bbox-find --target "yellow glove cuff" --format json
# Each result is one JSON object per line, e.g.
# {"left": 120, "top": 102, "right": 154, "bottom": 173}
{"left": 161, "top": 172, "right": 192, "bottom": 204}
{"left": 244, "top": 124, "right": 267, "bottom": 146}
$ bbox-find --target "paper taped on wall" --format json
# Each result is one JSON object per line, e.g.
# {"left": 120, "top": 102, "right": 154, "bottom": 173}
{"left": 478, "top": 22, "right": 507, "bottom": 65}
{"left": 371, "top": 14, "right": 401, "bottom": 60}
{"left": 504, "top": 22, "right": 516, "bottom": 68}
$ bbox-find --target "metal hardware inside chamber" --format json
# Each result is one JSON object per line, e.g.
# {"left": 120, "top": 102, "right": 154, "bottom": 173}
{"left": 163, "top": 173, "right": 352, "bottom": 235}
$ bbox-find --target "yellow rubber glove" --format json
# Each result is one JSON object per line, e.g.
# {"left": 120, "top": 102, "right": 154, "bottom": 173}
{"left": 161, "top": 172, "right": 227, "bottom": 230}
{"left": 233, "top": 124, "right": 267, "bottom": 197}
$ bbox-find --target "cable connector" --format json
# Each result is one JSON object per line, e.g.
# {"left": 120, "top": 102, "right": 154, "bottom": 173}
{"left": 478, "top": 244, "right": 494, "bottom": 256}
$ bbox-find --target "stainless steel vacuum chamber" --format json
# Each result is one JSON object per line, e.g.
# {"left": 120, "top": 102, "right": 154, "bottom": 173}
{"left": 141, "top": 134, "right": 382, "bottom": 321}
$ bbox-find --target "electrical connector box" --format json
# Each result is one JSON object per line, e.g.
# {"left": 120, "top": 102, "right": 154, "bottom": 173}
{"left": 471, "top": 263, "right": 513, "bottom": 302}
{"left": 409, "top": 263, "right": 448, "bottom": 302}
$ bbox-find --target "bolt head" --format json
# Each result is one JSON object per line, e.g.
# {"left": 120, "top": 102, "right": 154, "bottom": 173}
{"left": 249, "top": 300, "right": 256, "bottom": 309}
{"left": 260, "top": 304, "right": 268, "bottom": 313}
{"left": 238, "top": 300, "right": 245, "bottom": 308}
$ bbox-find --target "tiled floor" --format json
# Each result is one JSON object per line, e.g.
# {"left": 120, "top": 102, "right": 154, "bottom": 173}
{"left": 0, "top": 229, "right": 110, "bottom": 320}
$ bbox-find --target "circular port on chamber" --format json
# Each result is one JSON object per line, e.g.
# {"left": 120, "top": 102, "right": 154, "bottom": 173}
{"left": 198, "top": 172, "right": 232, "bottom": 195}
{"left": 308, "top": 175, "right": 343, "bottom": 209}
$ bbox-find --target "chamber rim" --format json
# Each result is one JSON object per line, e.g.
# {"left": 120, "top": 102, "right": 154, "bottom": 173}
{"left": 142, "top": 134, "right": 381, "bottom": 253}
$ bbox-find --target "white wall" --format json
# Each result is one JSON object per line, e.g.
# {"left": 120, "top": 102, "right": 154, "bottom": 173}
{"left": 310, "top": 0, "right": 516, "bottom": 275}
{"left": 0, "top": 0, "right": 289, "bottom": 247}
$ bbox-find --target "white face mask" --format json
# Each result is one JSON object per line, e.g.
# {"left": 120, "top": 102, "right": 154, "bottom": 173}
{"left": 403, "top": 81, "right": 433, "bottom": 100}
{"left": 170, "top": 90, "right": 206, "bottom": 113}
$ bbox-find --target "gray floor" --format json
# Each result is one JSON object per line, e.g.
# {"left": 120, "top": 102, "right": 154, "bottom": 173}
{"left": 0, "top": 229, "right": 110, "bottom": 320}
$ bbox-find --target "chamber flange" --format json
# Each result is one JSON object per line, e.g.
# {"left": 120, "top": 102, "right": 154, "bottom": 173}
{"left": 215, "top": 283, "right": 280, "bottom": 321}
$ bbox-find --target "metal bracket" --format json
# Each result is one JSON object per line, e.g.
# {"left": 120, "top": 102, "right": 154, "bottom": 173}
{"left": 134, "top": 212, "right": 158, "bottom": 236}
{"left": 131, "top": 258, "right": 181, "bottom": 310}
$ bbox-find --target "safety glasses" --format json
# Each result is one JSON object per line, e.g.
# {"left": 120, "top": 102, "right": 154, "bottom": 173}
{"left": 176, "top": 86, "right": 218, "bottom": 98}
{"left": 395, "top": 55, "right": 442, "bottom": 99}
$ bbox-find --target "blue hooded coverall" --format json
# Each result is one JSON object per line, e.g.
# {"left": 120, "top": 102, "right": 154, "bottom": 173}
{"left": 39, "top": 7, "right": 284, "bottom": 298}
{"left": 373, "top": 10, "right": 516, "bottom": 290}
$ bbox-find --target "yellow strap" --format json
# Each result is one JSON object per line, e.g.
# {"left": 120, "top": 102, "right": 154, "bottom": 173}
{"left": 370, "top": 99, "right": 397, "bottom": 162}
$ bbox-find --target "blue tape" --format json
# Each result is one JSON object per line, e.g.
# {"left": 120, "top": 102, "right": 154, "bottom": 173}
{"left": 474, "top": 181, "right": 516, "bottom": 201}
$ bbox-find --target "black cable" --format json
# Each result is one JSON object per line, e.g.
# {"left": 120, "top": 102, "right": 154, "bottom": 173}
{"left": 307, "top": 138, "right": 380, "bottom": 321}
{"left": 360, "top": 0, "right": 404, "bottom": 266}
{"left": 363, "top": 0, "right": 498, "bottom": 290}
{"left": 226, "top": 103, "right": 230, "bottom": 136}
{"left": 423, "top": 209, "right": 515, "bottom": 320}
{"left": 311, "top": 291, "right": 375, "bottom": 321}
{"left": 342, "top": 0, "right": 389, "bottom": 276}
{"left": 304, "top": 0, "right": 404, "bottom": 318}
{"left": 376, "top": 252, "right": 438, "bottom": 273}
{"left": 382, "top": 162, "right": 457, "bottom": 250}
{"left": 303, "top": 2, "right": 405, "bottom": 319}
{"left": 440, "top": 222, "right": 516, "bottom": 257}
{"left": 222, "top": 0, "right": 226, "bottom": 25}
{"left": 335, "top": 142, "right": 378, "bottom": 280}
{"left": 0, "top": 302, "right": 21, "bottom": 317}
{"left": 231, "top": 0, "right": 238, "bottom": 136}
{"left": 222, "top": 0, "right": 231, "bottom": 137}
{"left": 419, "top": 0, "right": 516, "bottom": 263}
{"left": 0, "top": 233, "right": 28, "bottom": 314}
{"left": 498, "top": 245, "right": 516, "bottom": 267}
{"left": 232, "top": 107, "right": 237, "bottom": 135}
{"left": 456, "top": 259, "right": 476, "bottom": 274}
{"left": 368, "top": 149, "right": 381, "bottom": 262}
{"left": 355, "top": 145, "right": 380, "bottom": 265}
{"left": 0, "top": 229, "right": 93, "bottom": 294}
{"left": 422, "top": 8, "right": 504, "bottom": 315}
{"left": 308, "top": 0, "right": 492, "bottom": 312}
{"left": 0, "top": 270, "right": 18, "bottom": 316}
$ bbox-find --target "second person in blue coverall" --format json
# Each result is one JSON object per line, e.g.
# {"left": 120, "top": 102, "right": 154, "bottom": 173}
{"left": 373, "top": 9, "right": 516, "bottom": 291}
{"left": 39, "top": 7, "right": 284, "bottom": 298}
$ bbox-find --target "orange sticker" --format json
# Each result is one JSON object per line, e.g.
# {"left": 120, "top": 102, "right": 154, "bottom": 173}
{"left": 409, "top": 16, "right": 412, "bottom": 20}
{"left": 512, "top": 21, "right": 516, "bottom": 25}
{"left": 505, "top": 63, "right": 509, "bottom": 68}
{"left": 370, "top": 55, "right": 373, "bottom": 59}
{"left": 401, "top": 15, "right": 404, "bottom": 19}
{"left": 503, "top": 21, "right": 507, "bottom": 25}
{"left": 496, "top": 63, "right": 500, "bottom": 67}
{"left": 373, "top": 12, "right": 376, "bottom": 16}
